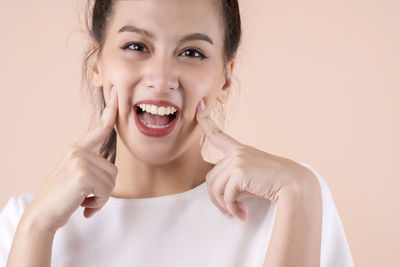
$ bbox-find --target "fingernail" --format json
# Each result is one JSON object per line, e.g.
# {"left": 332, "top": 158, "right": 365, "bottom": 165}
{"left": 199, "top": 99, "right": 205, "bottom": 112}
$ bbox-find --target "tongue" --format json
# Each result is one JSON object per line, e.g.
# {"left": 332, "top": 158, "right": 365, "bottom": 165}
{"left": 143, "top": 112, "right": 171, "bottom": 126}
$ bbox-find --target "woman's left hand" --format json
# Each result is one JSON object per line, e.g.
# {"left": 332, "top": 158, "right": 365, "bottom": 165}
{"left": 196, "top": 99, "right": 318, "bottom": 222}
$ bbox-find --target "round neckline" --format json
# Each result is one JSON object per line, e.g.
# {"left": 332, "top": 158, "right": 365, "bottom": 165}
{"left": 105, "top": 180, "right": 207, "bottom": 206}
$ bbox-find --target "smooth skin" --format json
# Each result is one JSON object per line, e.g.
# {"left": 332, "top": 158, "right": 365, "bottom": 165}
{"left": 6, "top": 86, "right": 119, "bottom": 267}
{"left": 93, "top": 0, "right": 227, "bottom": 200}
{"left": 196, "top": 98, "right": 323, "bottom": 267}
{"left": 7, "top": 84, "right": 322, "bottom": 267}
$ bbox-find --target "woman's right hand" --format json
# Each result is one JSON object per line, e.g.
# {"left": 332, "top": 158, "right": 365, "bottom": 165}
{"left": 22, "top": 86, "right": 119, "bottom": 233}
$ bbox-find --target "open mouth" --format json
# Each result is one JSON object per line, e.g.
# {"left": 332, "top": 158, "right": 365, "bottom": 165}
{"left": 134, "top": 104, "right": 179, "bottom": 129}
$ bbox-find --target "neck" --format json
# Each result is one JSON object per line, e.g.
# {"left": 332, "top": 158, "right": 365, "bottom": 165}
{"left": 111, "top": 135, "right": 213, "bottom": 199}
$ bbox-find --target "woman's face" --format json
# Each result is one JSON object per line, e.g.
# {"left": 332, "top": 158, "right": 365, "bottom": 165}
{"left": 93, "top": 0, "right": 232, "bottom": 165}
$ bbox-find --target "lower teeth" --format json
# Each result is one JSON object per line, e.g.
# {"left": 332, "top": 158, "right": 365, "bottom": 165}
{"left": 139, "top": 115, "right": 176, "bottom": 129}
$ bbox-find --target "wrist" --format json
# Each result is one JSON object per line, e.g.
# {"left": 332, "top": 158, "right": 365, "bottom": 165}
{"left": 19, "top": 209, "right": 57, "bottom": 236}
{"left": 278, "top": 169, "right": 321, "bottom": 203}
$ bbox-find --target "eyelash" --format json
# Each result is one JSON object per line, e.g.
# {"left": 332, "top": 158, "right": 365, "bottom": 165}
{"left": 120, "top": 42, "right": 208, "bottom": 60}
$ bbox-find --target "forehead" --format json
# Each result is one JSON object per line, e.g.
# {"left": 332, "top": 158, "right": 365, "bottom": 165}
{"left": 110, "top": 0, "right": 223, "bottom": 43}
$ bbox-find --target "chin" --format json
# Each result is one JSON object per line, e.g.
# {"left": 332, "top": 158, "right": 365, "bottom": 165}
{"left": 122, "top": 135, "right": 180, "bottom": 164}
{"left": 131, "top": 148, "right": 180, "bottom": 166}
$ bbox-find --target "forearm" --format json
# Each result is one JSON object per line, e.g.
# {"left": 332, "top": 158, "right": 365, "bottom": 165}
{"left": 7, "top": 212, "right": 55, "bottom": 267}
{"left": 263, "top": 174, "right": 323, "bottom": 267}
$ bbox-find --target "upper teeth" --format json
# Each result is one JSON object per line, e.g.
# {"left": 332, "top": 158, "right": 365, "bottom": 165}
{"left": 138, "top": 104, "right": 178, "bottom": 116}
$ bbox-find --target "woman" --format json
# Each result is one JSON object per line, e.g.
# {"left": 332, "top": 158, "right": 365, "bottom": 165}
{"left": 1, "top": 0, "right": 354, "bottom": 266}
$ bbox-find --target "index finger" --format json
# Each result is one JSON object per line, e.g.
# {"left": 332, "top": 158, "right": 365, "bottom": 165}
{"left": 195, "top": 98, "right": 243, "bottom": 155}
{"left": 75, "top": 85, "right": 119, "bottom": 154}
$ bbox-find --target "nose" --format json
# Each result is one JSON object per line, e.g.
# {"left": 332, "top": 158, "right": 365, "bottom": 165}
{"left": 143, "top": 52, "right": 179, "bottom": 94}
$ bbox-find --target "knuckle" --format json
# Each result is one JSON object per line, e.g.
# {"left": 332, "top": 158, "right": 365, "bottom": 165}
{"left": 233, "top": 146, "right": 250, "bottom": 159}
{"left": 231, "top": 157, "right": 246, "bottom": 171}
{"left": 231, "top": 155, "right": 242, "bottom": 166}
{"left": 111, "top": 165, "right": 118, "bottom": 177}
{"left": 77, "top": 168, "right": 91, "bottom": 181}
{"left": 211, "top": 126, "right": 223, "bottom": 136}
{"left": 200, "top": 112, "right": 210, "bottom": 120}
{"left": 231, "top": 151, "right": 240, "bottom": 159}
{"left": 239, "top": 177, "right": 249, "bottom": 192}
{"left": 76, "top": 171, "right": 91, "bottom": 192}
{"left": 230, "top": 153, "right": 247, "bottom": 168}
{"left": 71, "top": 156, "right": 86, "bottom": 170}
{"left": 232, "top": 155, "right": 248, "bottom": 172}
{"left": 67, "top": 145, "right": 82, "bottom": 158}
{"left": 238, "top": 144, "right": 250, "bottom": 151}
{"left": 232, "top": 166, "right": 246, "bottom": 177}
{"left": 232, "top": 147, "right": 245, "bottom": 156}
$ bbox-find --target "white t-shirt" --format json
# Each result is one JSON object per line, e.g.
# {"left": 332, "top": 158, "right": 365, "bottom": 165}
{"left": 0, "top": 162, "right": 354, "bottom": 267}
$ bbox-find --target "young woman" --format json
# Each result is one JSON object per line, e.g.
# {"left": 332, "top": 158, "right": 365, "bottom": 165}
{"left": 1, "top": 0, "right": 354, "bottom": 266}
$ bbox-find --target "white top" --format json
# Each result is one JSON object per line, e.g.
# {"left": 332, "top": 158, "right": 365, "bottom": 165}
{"left": 0, "top": 162, "right": 354, "bottom": 267}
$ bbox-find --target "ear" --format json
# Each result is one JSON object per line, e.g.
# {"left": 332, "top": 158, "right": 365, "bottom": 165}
{"left": 91, "top": 42, "right": 103, "bottom": 88}
{"left": 216, "top": 59, "right": 235, "bottom": 104}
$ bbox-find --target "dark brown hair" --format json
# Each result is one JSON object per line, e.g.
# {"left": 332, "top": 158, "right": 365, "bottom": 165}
{"left": 80, "top": 0, "right": 242, "bottom": 163}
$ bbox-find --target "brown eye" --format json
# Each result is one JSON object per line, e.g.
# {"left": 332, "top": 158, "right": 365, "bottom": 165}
{"left": 179, "top": 48, "right": 207, "bottom": 60}
{"left": 120, "top": 42, "right": 207, "bottom": 60}
{"left": 121, "top": 42, "right": 149, "bottom": 53}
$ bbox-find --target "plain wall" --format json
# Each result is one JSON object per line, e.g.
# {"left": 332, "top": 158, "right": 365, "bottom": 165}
{"left": 1, "top": 0, "right": 399, "bottom": 266}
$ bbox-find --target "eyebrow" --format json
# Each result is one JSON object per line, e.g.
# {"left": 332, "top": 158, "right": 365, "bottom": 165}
{"left": 118, "top": 25, "right": 214, "bottom": 45}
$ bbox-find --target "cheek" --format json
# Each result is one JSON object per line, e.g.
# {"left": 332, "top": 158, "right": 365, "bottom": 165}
{"left": 101, "top": 45, "right": 143, "bottom": 85}
{"left": 102, "top": 58, "right": 138, "bottom": 86}
{"left": 181, "top": 68, "right": 221, "bottom": 117}
{"left": 101, "top": 53, "right": 142, "bottom": 114}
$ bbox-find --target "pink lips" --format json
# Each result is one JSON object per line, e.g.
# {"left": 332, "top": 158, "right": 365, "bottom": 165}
{"left": 133, "top": 99, "right": 181, "bottom": 137}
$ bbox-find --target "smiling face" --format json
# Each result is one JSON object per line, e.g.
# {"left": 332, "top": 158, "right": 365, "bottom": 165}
{"left": 92, "top": 0, "right": 234, "bottom": 165}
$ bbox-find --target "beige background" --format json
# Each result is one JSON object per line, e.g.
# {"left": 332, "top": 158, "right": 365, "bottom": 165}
{"left": 1, "top": 0, "right": 399, "bottom": 266}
